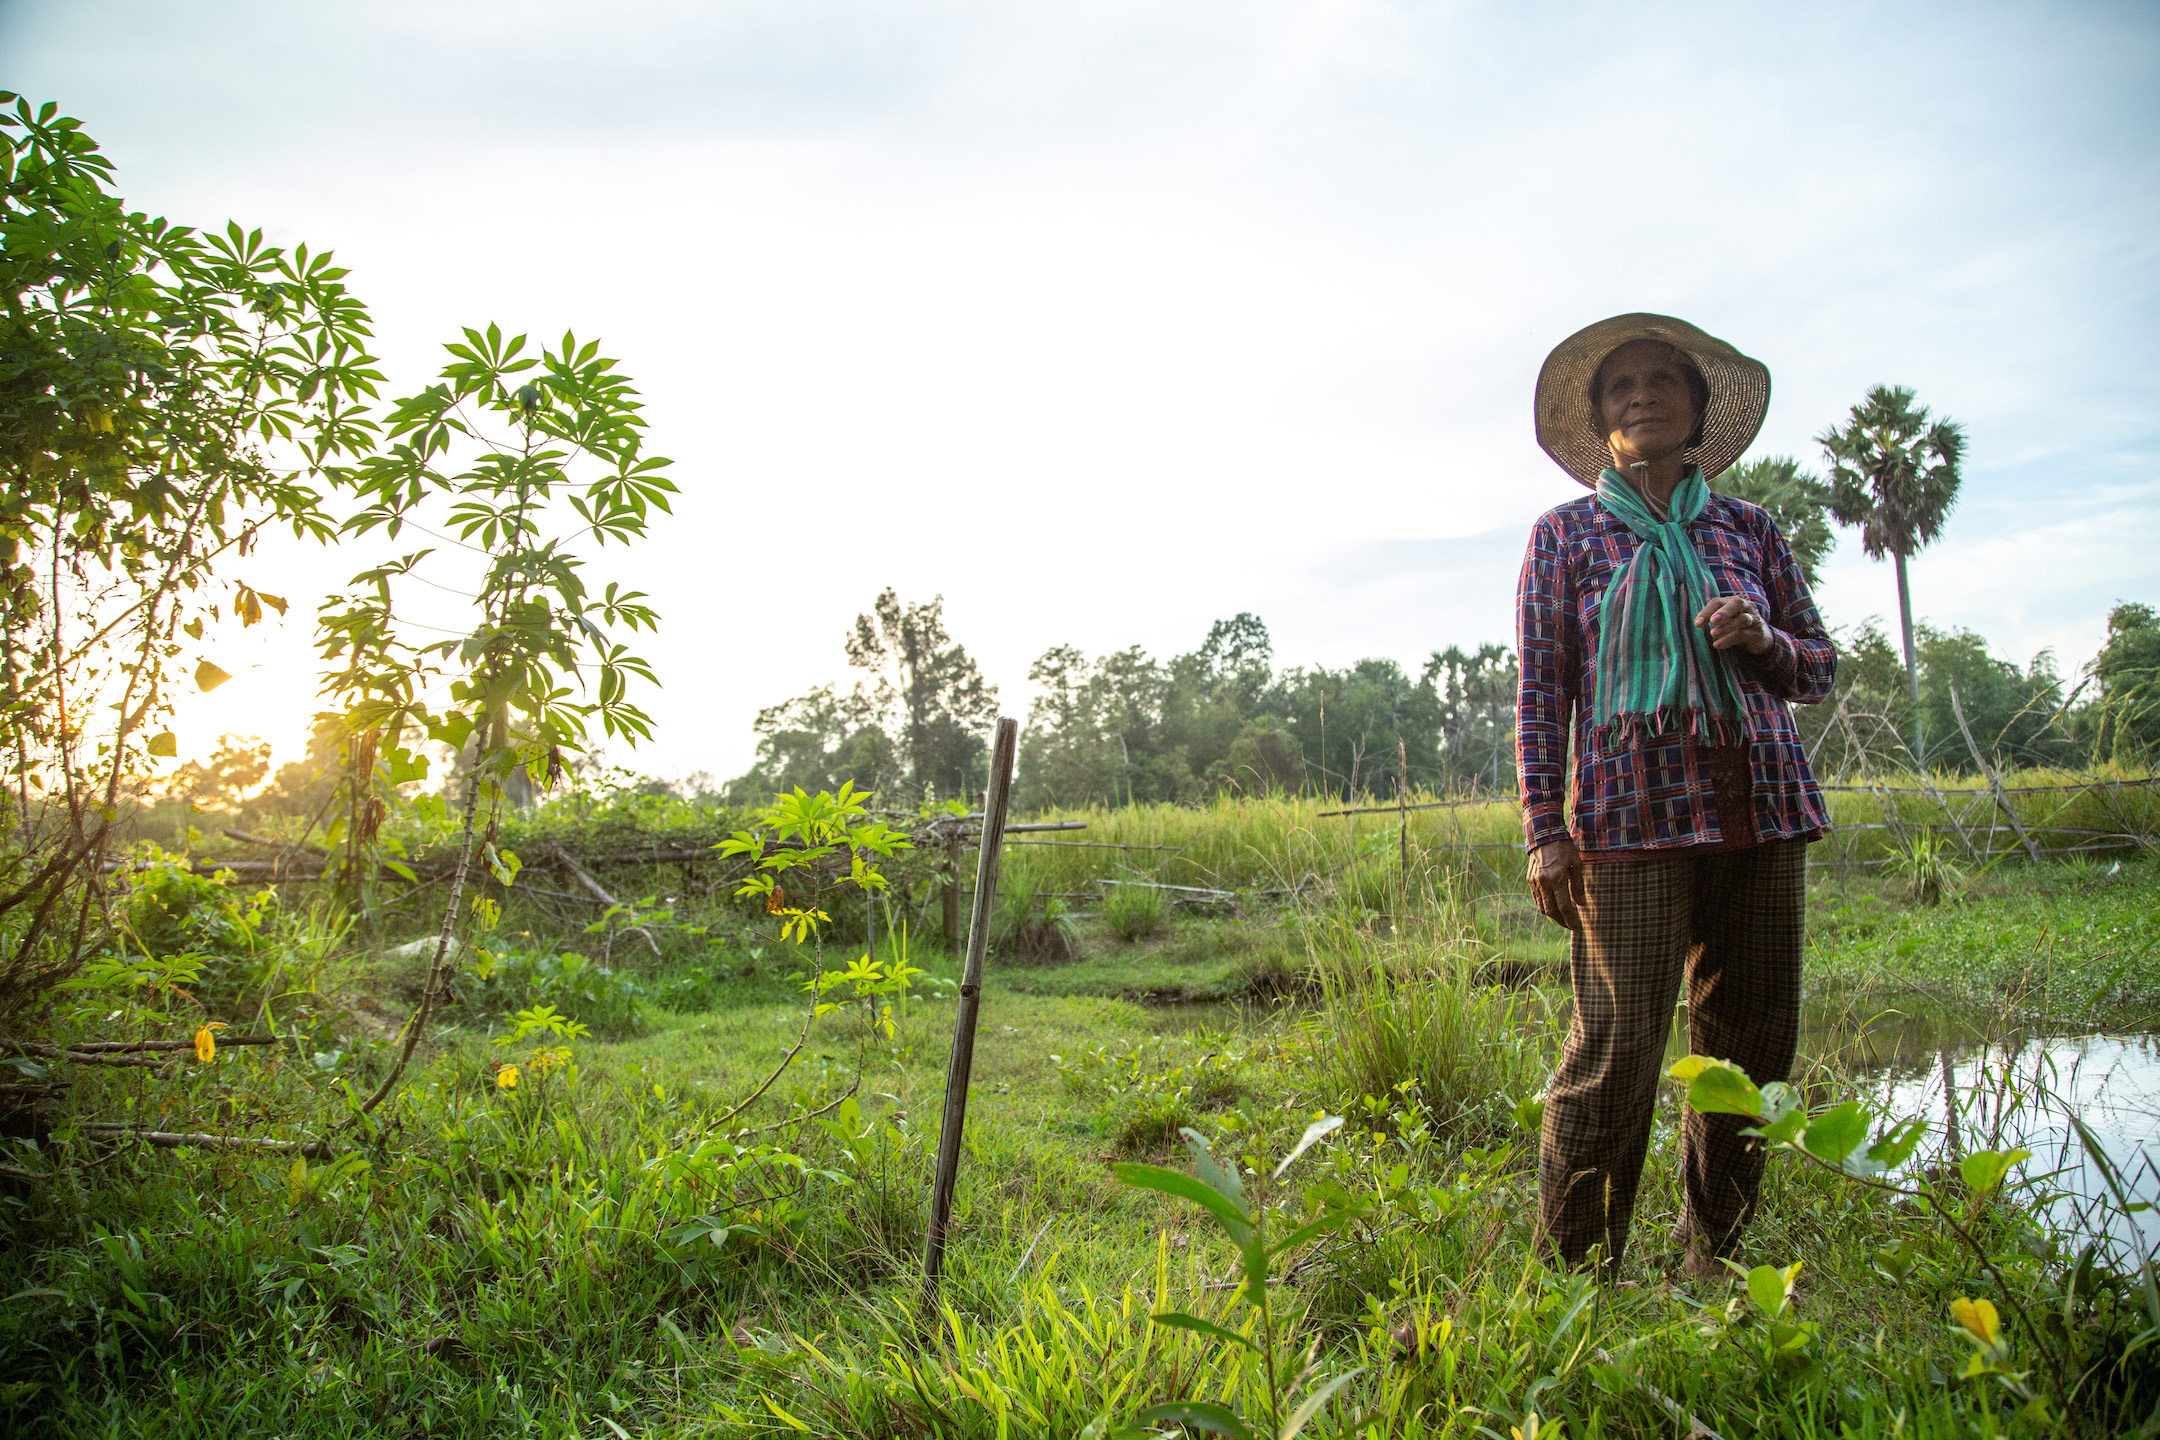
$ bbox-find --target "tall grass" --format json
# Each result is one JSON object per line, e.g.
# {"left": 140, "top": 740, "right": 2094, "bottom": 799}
{"left": 1302, "top": 871, "right": 1555, "bottom": 1140}
{"left": 1100, "top": 881, "right": 1166, "bottom": 943}
{"left": 1004, "top": 765, "right": 2158, "bottom": 906}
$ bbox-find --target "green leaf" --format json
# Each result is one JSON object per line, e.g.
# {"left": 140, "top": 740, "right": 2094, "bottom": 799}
{"left": 1510, "top": 1092, "right": 1548, "bottom": 1134}
{"left": 145, "top": 731, "right": 176, "bottom": 758}
{"left": 1745, "top": 1261, "right": 1796, "bottom": 1318}
{"left": 1958, "top": 1148, "right": 2031, "bottom": 1197}
{"left": 1279, "top": 1367, "right": 1364, "bottom": 1440}
{"left": 1271, "top": 1115, "right": 1345, "bottom": 1181}
{"left": 1756, "top": 1082, "right": 1801, "bottom": 1126}
{"left": 1683, "top": 1061, "right": 1763, "bottom": 1117}
{"left": 1864, "top": 1118, "right": 1928, "bottom": 1172}
{"left": 1180, "top": 1127, "right": 1247, "bottom": 1211}
{"left": 1666, "top": 1054, "right": 1719, "bottom": 1084}
{"left": 195, "top": 660, "right": 232, "bottom": 692}
{"left": 1269, "top": 1212, "right": 1347, "bottom": 1261}
{"left": 1801, "top": 1102, "right": 1870, "bottom": 1167}
{"left": 1241, "top": 1231, "right": 1269, "bottom": 1305}
{"left": 1112, "top": 1163, "right": 1253, "bottom": 1244}
{"left": 1150, "top": 1311, "right": 1261, "bottom": 1354}
{"left": 1135, "top": 1401, "right": 1255, "bottom": 1439}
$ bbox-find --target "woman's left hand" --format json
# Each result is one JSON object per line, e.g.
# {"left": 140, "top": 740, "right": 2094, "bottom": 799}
{"left": 1696, "top": 594, "right": 1776, "bottom": 655}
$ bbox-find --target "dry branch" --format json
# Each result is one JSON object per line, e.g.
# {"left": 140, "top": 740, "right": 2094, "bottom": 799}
{"left": 81, "top": 1124, "right": 336, "bottom": 1160}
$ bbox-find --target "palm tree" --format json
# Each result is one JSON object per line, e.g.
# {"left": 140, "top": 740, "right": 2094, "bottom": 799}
{"left": 1714, "top": 455, "right": 1836, "bottom": 590}
{"left": 1818, "top": 385, "right": 1967, "bottom": 766}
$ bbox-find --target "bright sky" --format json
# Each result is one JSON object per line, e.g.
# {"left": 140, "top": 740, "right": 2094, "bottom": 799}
{"left": 7, "top": 0, "right": 2157, "bottom": 784}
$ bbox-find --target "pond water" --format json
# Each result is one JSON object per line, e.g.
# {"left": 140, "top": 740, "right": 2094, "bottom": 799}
{"left": 1855, "top": 1032, "right": 2160, "bottom": 1260}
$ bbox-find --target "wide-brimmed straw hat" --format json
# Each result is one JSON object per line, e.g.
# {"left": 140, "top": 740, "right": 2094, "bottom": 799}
{"left": 1534, "top": 313, "right": 1771, "bottom": 486}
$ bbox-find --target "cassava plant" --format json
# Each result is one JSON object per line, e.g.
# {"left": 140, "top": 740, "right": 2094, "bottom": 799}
{"left": 318, "top": 323, "right": 672, "bottom": 1117}
{"left": 703, "top": 784, "right": 915, "bottom": 1128}
{"left": 0, "top": 95, "right": 381, "bottom": 1024}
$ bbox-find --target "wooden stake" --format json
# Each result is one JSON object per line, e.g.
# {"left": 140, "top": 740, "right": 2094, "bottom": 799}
{"left": 1397, "top": 736, "right": 1411, "bottom": 874}
{"left": 921, "top": 717, "right": 1019, "bottom": 1317}
{"left": 1950, "top": 686, "right": 2043, "bottom": 865}
{"left": 940, "top": 836, "right": 963, "bottom": 947}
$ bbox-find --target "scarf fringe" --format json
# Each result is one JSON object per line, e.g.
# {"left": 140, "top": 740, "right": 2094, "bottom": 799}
{"left": 1594, "top": 707, "right": 1746, "bottom": 752}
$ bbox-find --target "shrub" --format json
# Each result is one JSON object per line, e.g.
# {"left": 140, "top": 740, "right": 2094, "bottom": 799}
{"left": 1102, "top": 880, "right": 1167, "bottom": 944}
{"left": 993, "top": 868, "right": 1080, "bottom": 963}
{"left": 1305, "top": 891, "right": 1551, "bottom": 1140}
{"left": 456, "top": 947, "right": 646, "bottom": 1039}
{"left": 1888, "top": 833, "right": 1966, "bottom": 906}
{"left": 111, "top": 851, "right": 277, "bottom": 1019}
{"left": 1052, "top": 1037, "right": 1250, "bottom": 1152}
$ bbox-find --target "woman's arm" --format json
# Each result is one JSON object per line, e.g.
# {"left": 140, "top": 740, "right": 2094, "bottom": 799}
{"left": 1516, "top": 513, "right": 1578, "bottom": 848}
{"left": 1739, "top": 509, "right": 1836, "bottom": 704}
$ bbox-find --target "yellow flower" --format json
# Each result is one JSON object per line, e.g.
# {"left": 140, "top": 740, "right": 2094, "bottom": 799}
{"left": 1950, "top": 1296, "right": 2001, "bottom": 1349}
{"left": 497, "top": 1064, "right": 519, "bottom": 1090}
{"left": 193, "top": 1022, "right": 226, "bottom": 1063}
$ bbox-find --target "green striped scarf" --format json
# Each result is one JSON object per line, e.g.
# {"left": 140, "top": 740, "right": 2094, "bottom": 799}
{"left": 1591, "top": 465, "right": 1749, "bottom": 747}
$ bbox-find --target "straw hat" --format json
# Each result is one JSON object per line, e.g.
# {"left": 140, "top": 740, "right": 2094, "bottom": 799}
{"left": 1533, "top": 313, "right": 1771, "bottom": 486}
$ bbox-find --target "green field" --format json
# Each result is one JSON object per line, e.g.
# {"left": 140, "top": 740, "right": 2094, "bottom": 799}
{"left": 5, "top": 795, "right": 2158, "bottom": 1438}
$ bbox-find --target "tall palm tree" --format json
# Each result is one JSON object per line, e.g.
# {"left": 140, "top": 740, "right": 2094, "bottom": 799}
{"left": 1818, "top": 385, "right": 1966, "bottom": 766}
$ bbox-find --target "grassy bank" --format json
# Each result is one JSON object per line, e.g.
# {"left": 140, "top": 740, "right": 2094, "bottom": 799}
{"left": 4, "top": 810, "right": 2158, "bottom": 1436}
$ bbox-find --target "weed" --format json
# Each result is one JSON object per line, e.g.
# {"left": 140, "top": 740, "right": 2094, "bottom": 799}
{"left": 1889, "top": 833, "right": 1968, "bottom": 905}
{"left": 1102, "top": 880, "right": 1167, "bottom": 944}
{"left": 995, "top": 866, "right": 1081, "bottom": 963}
{"left": 1053, "top": 1037, "right": 1250, "bottom": 1151}
{"left": 457, "top": 945, "right": 646, "bottom": 1039}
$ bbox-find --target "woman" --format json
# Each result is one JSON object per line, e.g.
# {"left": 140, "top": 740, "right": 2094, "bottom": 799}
{"left": 1516, "top": 313, "right": 1835, "bottom": 1278}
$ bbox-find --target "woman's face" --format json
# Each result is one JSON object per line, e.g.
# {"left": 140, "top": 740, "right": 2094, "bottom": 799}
{"left": 1594, "top": 340, "right": 1701, "bottom": 467}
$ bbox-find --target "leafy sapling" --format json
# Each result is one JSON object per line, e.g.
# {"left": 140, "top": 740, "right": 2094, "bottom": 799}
{"left": 1110, "top": 1116, "right": 1360, "bottom": 1440}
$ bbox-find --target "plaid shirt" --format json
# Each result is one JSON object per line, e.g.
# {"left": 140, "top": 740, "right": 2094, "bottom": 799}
{"left": 1516, "top": 491, "right": 1835, "bottom": 854}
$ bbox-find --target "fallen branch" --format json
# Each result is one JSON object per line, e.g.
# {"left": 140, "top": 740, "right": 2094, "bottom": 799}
{"left": 549, "top": 843, "right": 661, "bottom": 956}
{"left": 62, "top": 1036, "right": 279, "bottom": 1054}
{"left": 5, "top": 1036, "right": 280, "bottom": 1070}
{"left": 551, "top": 840, "right": 625, "bottom": 907}
{"left": 221, "top": 828, "right": 330, "bottom": 859}
{"left": 80, "top": 1124, "right": 336, "bottom": 1160}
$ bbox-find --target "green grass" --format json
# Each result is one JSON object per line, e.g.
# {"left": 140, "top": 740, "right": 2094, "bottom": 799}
{"left": 7, "top": 806, "right": 2158, "bottom": 1437}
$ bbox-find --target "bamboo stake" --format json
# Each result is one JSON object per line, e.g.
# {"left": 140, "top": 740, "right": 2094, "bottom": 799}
{"left": 922, "top": 717, "right": 1019, "bottom": 1317}
{"left": 940, "top": 835, "right": 962, "bottom": 947}
{"left": 1397, "top": 737, "right": 1410, "bottom": 874}
{"left": 1950, "top": 687, "right": 2043, "bottom": 865}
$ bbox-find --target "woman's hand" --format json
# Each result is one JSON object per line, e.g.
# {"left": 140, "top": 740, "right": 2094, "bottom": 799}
{"left": 1527, "top": 837, "right": 1587, "bottom": 932}
{"left": 1695, "top": 593, "right": 1776, "bottom": 654}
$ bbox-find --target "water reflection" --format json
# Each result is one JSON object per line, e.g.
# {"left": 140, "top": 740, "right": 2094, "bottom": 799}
{"left": 1848, "top": 1030, "right": 2159, "bottom": 1259}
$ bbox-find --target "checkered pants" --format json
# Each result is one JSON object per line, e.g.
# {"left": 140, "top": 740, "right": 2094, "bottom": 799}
{"left": 1536, "top": 840, "right": 1806, "bottom": 1269}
